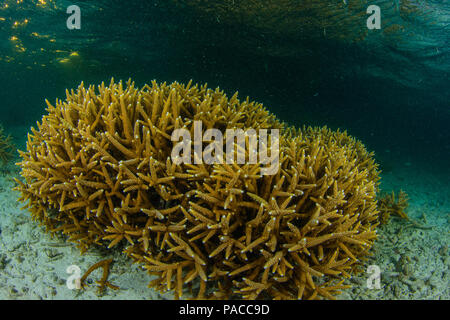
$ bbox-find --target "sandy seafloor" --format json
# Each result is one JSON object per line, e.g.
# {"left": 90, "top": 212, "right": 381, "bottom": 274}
{"left": 0, "top": 144, "right": 448, "bottom": 300}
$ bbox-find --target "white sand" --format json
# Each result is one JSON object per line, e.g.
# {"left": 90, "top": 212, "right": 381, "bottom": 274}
{"left": 0, "top": 154, "right": 448, "bottom": 300}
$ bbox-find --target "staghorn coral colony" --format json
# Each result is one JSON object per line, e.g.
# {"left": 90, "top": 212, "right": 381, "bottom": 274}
{"left": 15, "top": 79, "right": 380, "bottom": 299}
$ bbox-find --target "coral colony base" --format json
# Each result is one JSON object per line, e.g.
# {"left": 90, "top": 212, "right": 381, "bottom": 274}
{"left": 15, "top": 79, "right": 381, "bottom": 299}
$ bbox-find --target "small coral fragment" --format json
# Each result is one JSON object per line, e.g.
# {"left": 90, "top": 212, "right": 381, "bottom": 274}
{"left": 378, "top": 190, "right": 409, "bottom": 224}
{"left": 0, "top": 124, "right": 14, "bottom": 165}
{"left": 80, "top": 258, "right": 118, "bottom": 294}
